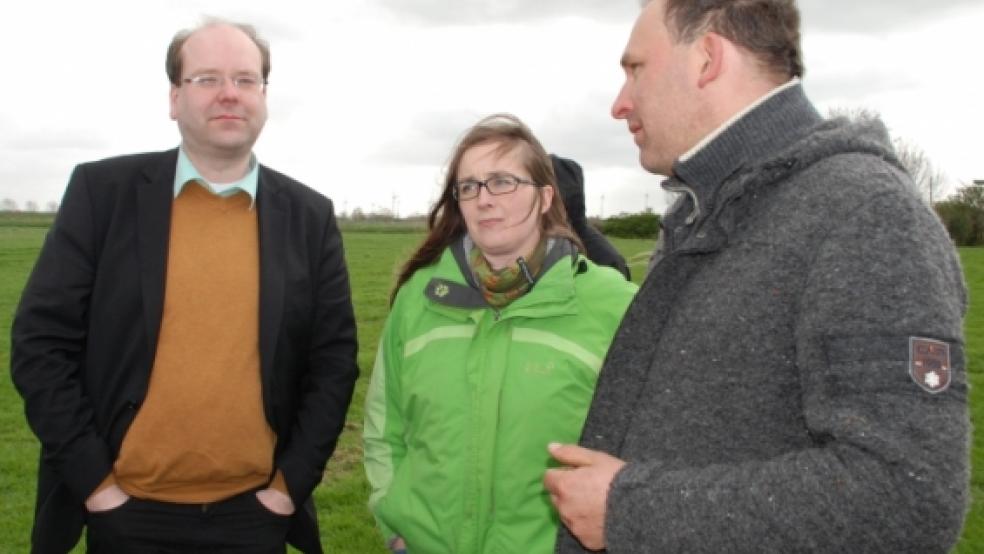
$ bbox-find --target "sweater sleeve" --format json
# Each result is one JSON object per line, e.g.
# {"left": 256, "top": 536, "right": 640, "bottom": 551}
{"left": 363, "top": 303, "right": 408, "bottom": 542}
{"left": 603, "top": 190, "right": 969, "bottom": 553}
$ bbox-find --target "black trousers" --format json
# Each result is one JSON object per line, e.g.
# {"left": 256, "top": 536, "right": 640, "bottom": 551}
{"left": 85, "top": 489, "right": 291, "bottom": 553}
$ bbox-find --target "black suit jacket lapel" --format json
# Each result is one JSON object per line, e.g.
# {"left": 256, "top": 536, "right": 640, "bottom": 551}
{"left": 257, "top": 167, "right": 287, "bottom": 394}
{"left": 136, "top": 148, "right": 177, "bottom": 359}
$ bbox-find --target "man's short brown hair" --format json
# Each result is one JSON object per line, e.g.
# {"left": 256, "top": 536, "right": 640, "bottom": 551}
{"left": 656, "top": 0, "right": 804, "bottom": 79}
{"left": 165, "top": 18, "right": 271, "bottom": 86}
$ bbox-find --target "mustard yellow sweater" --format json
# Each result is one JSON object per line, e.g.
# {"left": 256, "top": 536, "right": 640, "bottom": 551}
{"left": 108, "top": 184, "right": 284, "bottom": 502}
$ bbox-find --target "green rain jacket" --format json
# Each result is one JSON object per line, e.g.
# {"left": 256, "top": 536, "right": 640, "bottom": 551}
{"left": 364, "top": 237, "right": 636, "bottom": 553}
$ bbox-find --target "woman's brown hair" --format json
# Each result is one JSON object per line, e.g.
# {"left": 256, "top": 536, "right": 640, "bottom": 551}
{"left": 390, "top": 113, "right": 583, "bottom": 304}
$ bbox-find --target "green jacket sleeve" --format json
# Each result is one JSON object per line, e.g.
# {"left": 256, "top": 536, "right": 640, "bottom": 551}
{"left": 363, "top": 301, "right": 408, "bottom": 542}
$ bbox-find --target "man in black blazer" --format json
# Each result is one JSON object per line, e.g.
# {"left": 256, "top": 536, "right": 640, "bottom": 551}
{"left": 11, "top": 18, "right": 357, "bottom": 554}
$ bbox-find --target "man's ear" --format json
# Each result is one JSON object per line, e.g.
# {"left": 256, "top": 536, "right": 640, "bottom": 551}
{"left": 169, "top": 86, "right": 179, "bottom": 120}
{"left": 697, "top": 32, "right": 725, "bottom": 89}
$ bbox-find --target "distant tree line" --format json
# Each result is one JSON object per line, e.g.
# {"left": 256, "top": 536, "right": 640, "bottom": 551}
{"left": 587, "top": 180, "right": 984, "bottom": 247}
{"left": 935, "top": 183, "right": 984, "bottom": 246}
{"left": 7, "top": 128, "right": 979, "bottom": 246}
{"left": 594, "top": 211, "right": 661, "bottom": 239}
{"left": 825, "top": 106, "right": 983, "bottom": 247}
{"left": 0, "top": 199, "right": 59, "bottom": 212}
{"left": 892, "top": 136, "right": 983, "bottom": 246}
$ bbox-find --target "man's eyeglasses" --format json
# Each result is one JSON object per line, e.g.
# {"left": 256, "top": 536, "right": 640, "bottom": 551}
{"left": 453, "top": 174, "right": 538, "bottom": 201}
{"left": 181, "top": 73, "right": 267, "bottom": 92}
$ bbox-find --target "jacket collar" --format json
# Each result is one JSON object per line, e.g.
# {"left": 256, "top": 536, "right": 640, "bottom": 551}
{"left": 136, "top": 148, "right": 179, "bottom": 355}
{"left": 423, "top": 236, "right": 581, "bottom": 317}
{"left": 664, "top": 83, "right": 821, "bottom": 230}
{"left": 658, "top": 84, "right": 822, "bottom": 257}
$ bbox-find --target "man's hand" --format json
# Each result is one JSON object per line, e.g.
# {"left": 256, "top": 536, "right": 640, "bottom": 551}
{"left": 85, "top": 484, "right": 130, "bottom": 512}
{"left": 256, "top": 487, "right": 296, "bottom": 516}
{"left": 387, "top": 536, "right": 407, "bottom": 553}
{"left": 543, "top": 442, "right": 626, "bottom": 551}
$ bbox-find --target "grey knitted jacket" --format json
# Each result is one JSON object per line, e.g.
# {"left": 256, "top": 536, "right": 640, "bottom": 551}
{"left": 556, "top": 84, "right": 969, "bottom": 553}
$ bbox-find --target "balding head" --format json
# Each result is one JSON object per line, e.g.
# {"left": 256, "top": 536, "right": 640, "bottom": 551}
{"left": 165, "top": 18, "right": 270, "bottom": 86}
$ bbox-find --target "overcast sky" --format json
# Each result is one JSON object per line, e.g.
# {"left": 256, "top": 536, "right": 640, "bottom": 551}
{"left": 2, "top": 0, "right": 981, "bottom": 216}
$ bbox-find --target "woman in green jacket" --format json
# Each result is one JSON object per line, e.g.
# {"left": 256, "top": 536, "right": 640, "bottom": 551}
{"left": 363, "top": 114, "right": 636, "bottom": 553}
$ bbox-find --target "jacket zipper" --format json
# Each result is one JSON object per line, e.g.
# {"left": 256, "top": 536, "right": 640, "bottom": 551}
{"left": 664, "top": 181, "right": 700, "bottom": 225}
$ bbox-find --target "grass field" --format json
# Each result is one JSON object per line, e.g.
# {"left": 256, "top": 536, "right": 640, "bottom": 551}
{"left": 0, "top": 222, "right": 981, "bottom": 552}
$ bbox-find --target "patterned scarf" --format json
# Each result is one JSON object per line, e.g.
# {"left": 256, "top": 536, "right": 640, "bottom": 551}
{"left": 469, "top": 237, "right": 549, "bottom": 309}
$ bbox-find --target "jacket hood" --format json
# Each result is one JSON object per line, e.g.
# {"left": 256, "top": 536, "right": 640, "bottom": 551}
{"left": 551, "top": 154, "right": 588, "bottom": 227}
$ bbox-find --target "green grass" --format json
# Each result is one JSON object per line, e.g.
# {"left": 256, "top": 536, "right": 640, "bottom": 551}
{"left": 0, "top": 222, "right": 981, "bottom": 552}
{"left": 0, "top": 226, "right": 50, "bottom": 550}
{"left": 954, "top": 248, "right": 984, "bottom": 553}
{"left": 316, "top": 232, "right": 424, "bottom": 553}
{"left": 0, "top": 212, "right": 56, "bottom": 228}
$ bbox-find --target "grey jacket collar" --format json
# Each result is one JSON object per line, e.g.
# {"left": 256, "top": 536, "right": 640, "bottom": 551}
{"left": 663, "top": 83, "right": 822, "bottom": 231}
{"left": 654, "top": 83, "right": 901, "bottom": 265}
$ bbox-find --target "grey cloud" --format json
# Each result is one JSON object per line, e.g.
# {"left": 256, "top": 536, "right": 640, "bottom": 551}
{"left": 802, "top": 66, "right": 921, "bottom": 106}
{"left": 0, "top": 127, "right": 112, "bottom": 206}
{"left": 2, "top": 130, "right": 111, "bottom": 153}
{"left": 373, "top": 0, "right": 979, "bottom": 31}
{"left": 173, "top": 2, "right": 301, "bottom": 44}
{"left": 799, "top": 0, "right": 981, "bottom": 32}
{"left": 373, "top": 0, "right": 637, "bottom": 25}
{"left": 373, "top": 111, "right": 488, "bottom": 166}
{"left": 227, "top": 11, "right": 300, "bottom": 44}
{"left": 372, "top": 95, "right": 642, "bottom": 174}
{"left": 0, "top": 156, "right": 75, "bottom": 206}
{"left": 371, "top": 103, "right": 641, "bottom": 174}
{"left": 536, "top": 95, "right": 640, "bottom": 171}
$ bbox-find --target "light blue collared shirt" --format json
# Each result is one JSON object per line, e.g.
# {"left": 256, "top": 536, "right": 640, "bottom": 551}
{"left": 173, "top": 147, "right": 259, "bottom": 205}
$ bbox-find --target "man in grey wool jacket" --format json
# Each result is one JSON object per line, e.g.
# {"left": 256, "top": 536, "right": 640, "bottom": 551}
{"left": 543, "top": 0, "right": 970, "bottom": 552}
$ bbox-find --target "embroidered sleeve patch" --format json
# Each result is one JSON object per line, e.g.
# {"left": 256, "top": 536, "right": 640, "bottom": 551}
{"left": 909, "top": 337, "right": 951, "bottom": 393}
